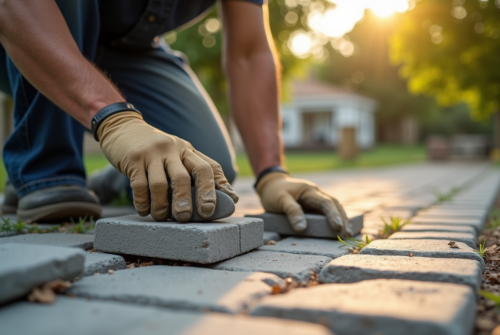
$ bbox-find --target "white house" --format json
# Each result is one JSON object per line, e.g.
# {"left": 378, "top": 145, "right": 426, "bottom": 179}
{"left": 281, "top": 79, "right": 378, "bottom": 150}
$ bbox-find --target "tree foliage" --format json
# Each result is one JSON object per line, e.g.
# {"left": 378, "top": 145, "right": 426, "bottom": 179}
{"left": 167, "top": 0, "right": 331, "bottom": 119}
{"left": 390, "top": 0, "right": 500, "bottom": 120}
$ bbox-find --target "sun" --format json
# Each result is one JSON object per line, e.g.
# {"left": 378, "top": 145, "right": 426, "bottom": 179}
{"left": 367, "top": 0, "right": 410, "bottom": 18}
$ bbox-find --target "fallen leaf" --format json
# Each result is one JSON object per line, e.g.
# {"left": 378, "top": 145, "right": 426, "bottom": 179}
{"left": 126, "top": 263, "right": 137, "bottom": 269}
{"left": 409, "top": 253, "right": 413, "bottom": 257}
{"left": 271, "top": 285, "right": 282, "bottom": 294}
{"left": 139, "top": 261, "right": 154, "bottom": 267}
{"left": 291, "top": 243, "right": 297, "bottom": 246}
{"left": 28, "top": 286, "right": 55, "bottom": 304}
{"left": 46, "top": 279, "right": 71, "bottom": 292}
{"left": 266, "top": 240, "right": 276, "bottom": 245}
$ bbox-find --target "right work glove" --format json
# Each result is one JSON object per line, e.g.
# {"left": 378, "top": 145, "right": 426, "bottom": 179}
{"left": 97, "top": 112, "right": 239, "bottom": 222}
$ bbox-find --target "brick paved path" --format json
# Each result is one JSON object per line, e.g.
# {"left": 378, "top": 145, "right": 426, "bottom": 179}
{"left": 1, "top": 162, "right": 498, "bottom": 335}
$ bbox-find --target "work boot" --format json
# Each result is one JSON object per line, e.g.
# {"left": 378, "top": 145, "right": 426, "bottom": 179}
{"left": 1, "top": 179, "right": 18, "bottom": 214}
{"left": 17, "top": 185, "right": 102, "bottom": 223}
{"left": 87, "top": 165, "right": 129, "bottom": 204}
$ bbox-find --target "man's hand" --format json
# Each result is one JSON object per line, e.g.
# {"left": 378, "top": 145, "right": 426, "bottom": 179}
{"left": 256, "top": 172, "right": 352, "bottom": 236}
{"left": 97, "top": 112, "right": 239, "bottom": 221}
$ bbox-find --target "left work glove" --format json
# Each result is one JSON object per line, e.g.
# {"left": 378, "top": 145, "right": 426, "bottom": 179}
{"left": 256, "top": 171, "right": 353, "bottom": 236}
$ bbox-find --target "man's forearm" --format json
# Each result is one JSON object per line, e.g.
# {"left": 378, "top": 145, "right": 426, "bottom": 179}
{"left": 0, "top": 0, "right": 124, "bottom": 128}
{"left": 226, "top": 52, "right": 283, "bottom": 176}
{"left": 222, "top": 3, "right": 284, "bottom": 176}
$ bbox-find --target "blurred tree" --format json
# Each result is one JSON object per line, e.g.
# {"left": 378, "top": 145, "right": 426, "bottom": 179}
{"left": 390, "top": 0, "right": 500, "bottom": 121}
{"left": 167, "top": 0, "right": 332, "bottom": 121}
{"left": 317, "top": 10, "right": 441, "bottom": 142}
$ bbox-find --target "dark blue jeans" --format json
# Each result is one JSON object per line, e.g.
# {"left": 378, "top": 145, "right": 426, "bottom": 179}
{"left": 0, "top": 0, "right": 237, "bottom": 198}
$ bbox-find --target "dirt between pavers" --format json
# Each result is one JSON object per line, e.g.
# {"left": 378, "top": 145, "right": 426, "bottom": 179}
{"left": 475, "top": 193, "right": 500, "bottom": 335}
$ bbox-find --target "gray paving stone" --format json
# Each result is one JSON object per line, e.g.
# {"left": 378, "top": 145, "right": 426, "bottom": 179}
{"left": 0, "top": 297, "right": 332, "bottom": 335}
{"left": 319, "top": 254, "right": 482, "bottom": 290}
{"left": 83, "top": 252, "right": 126, "bottom": 276}
{"left": 417, "top": 208, "right": 487, "bottom": 219}
{"left": 69, "top": 265, "right": 284, "bottom": 314}
{"left": 260, "top": 237, "right": 349, "bottom": 258}
{"left": 0, "top": 243, "right": 84, "bottom": 304}
{"left": 388, "top": 231, "right": 476, "bottom": 248}
{"left": 94, "top": 215, "right": 263, "bottom": 264}
{"left": 410, "top": 217, "right": 484, "bottom": 233}
{"left": 250, "top": 279, "right": 476, "bottom": 335}
{"left": 401, "top": 224, "right": 477, "bottom": 238}
{"left": 245, "top": 213, "right": 363, "bottom": 238}
{"left": 359, "top": 239, "right": 485, "bottom": 271}
{"left": 263, "top": 231, "right": 280, "bottom": 244}
{"left": 210, "top": 250, "right": 331, "bottom": 282}
{"left": 0, "top": 233, "right": 94, "bottom": 249}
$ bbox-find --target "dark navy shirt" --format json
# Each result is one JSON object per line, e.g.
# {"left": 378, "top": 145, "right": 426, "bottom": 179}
{"left": 99, "top": 0, "right": 264, "bottom": 48}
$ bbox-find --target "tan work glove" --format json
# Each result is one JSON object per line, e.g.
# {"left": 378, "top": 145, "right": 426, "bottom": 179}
{"left": 97, "top": 112, "right": 239, "bottom": 221}
{"left": 256, "top": 171, "right": 352, "bottom": 236}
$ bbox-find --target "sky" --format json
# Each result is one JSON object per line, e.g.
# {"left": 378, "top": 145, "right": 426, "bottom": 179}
{"left": 288, "top": 0, "right": 415, "bottom": 58}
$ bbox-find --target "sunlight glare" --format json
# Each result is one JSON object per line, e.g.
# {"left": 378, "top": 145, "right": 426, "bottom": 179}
{"left": 367, "top": 0, "right": 410, "bottom": 18}
{"left": 289, "top": 30, "right": 313, "bottom": 58}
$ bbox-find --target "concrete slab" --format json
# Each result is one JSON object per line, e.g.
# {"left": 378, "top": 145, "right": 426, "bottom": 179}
{"left": 83, "top": 252, "right": 126, "bottom": 276}
{"left": 359, "top": 239, "right": 485, "bottom": 271}
{"left": 388, "top": 231, "right": 476, "bottom": 248}
{"left": 319, "top": 254, "right": 482, "bottom": 290}
{"left": 409, "top": 217, "right": 484, "bottom": 234}
{"left": 94, "top": 215, "right": 263, "bottom": 264}
{"left": 69, "top": 266, "right": 284, "bottom": 314}
{"left": 0, "top": 233, "right": 94, "bottom": 249}
{"left": 245, "top": 213, "right": 363, "bottom": 239}
{"left": 401, "top": 224, "right": 477, "bottom": 238}
{"left": 263, "top": 231, "right": 280, "bottom": 244}
{"left": 0, "top": 297, "right": 332, "bottom": 335}
{"left": 251, "top": 279, "right": 476, "bottom": 335}
{"left": 210, "top": 250, "right": 331, "bottom": 282}
{"left": 259, "top": 237, "right": 349, "bottom": 258}
{"left": 0, "top": 243, "right": 84, "bottom": 304}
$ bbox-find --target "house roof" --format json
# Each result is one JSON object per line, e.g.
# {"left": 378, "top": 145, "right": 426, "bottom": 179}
{"left": 292, "top": 79, "right": 374, "bottom": 102}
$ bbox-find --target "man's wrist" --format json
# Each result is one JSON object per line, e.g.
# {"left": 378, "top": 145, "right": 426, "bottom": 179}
{"left": 254, "top": 166, "right": 288, "bottom": 189}
{"left": 91, "top": 102, "right": 142, "bottom": 141}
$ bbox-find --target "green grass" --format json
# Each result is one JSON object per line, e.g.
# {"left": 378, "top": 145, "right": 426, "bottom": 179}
{"left": 0, "top": 145, "right": 425, "bottom": 191}
{"left": 379, "top": 216, "right": 409, "bottom": 238}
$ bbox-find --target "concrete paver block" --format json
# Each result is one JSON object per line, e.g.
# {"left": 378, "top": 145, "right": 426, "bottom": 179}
{"left": 251, "top": 279, "right": 476, "bottom": 335}
{"left": 245, "top": 213, "right": 363, "bottom": 239}
{"left": 94, "top": 215, "right": 263, "bottom": 264}
{"left": 211, "top": 250, "right": 331, "bottom": 282}
{"left": 83, "top": 252, "right": 126, "bottom": 276}
{"left": 169, "top": 188, "right": 235, "bottom": 222}
{"left": 0, "top": 297, "right": 333, "bottom": 335}
{"left": 69, "top": 265, "right": 284, "bottom": 314}
{"left": 388, "top": 231, "right": 476, "bottom": 248}
{"left": 260, "top": 237, "right": 349, "bottom": 258}
{"left": 0, "top": 243, "right": 84, "bottom": 304}
{"left": 409, "top": 218, "right": 484, "bottom": 234}
{"left": 263, "top": 231, "right": 280, "bottom": 244}
{"left": 319, "top": 254, "right": 482, "bottom": 290}
{"left": 0, "top": 233, "right": 94, "bottom": 249}
{"left": 359, "top": 239, "right": 485, "bottom": 271}
{"left": 401, "top": 224, "right": 476, "bottom": 238}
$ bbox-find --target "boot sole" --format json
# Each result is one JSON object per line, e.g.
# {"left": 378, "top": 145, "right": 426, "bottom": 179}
{"left": 17, "top": 202, "right": 102, "bottom": 223}
{"left": 0, "top": 204, "right": 17, "bottom": 214}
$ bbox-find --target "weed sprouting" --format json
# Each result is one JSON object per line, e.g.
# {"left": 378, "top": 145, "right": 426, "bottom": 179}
{"left": 480, "top": 290, "right": 500, "bottom": 308}
{"left": 433, "top": 186, "right": 461, "bottom": 203}
{"left": 379, "top": 216, "right": 409, "bottom": 238}
{"left": 0, "top": 216, "right": 60, "bottom": 234}
{"left": 476, "top": 241, "right": 487, "bottom": 258}
{"left": 67, "top": 216, "right": 95, "bottom": 234}
{"left": 338, "top": 235, "right": 372, "bottom": 254}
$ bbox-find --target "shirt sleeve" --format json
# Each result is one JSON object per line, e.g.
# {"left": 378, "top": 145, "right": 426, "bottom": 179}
{"left": 232, "top": 0, "right": 265, "bottom": 5}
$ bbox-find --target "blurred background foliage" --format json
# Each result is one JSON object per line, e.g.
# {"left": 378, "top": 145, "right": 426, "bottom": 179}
{"left": 167, "top": 0, "right": 497, "bottom": 137}
{"left": 390, "top": 0, "right": 500, "bottom": 121}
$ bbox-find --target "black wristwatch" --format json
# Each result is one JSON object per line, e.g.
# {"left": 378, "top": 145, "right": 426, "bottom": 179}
{"left": 91, "top": 102, "right": 142, "bottom": 141}
{"left": 254, "top": 166, "right": 289, "bottom": 188}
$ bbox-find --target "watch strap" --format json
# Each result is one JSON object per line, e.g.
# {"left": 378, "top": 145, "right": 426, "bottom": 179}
{"left": 91, "top": 102, "right": 142, "bottom": 141}
{"left": 254, "top": 166, "right": 289, "bottom": 189}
